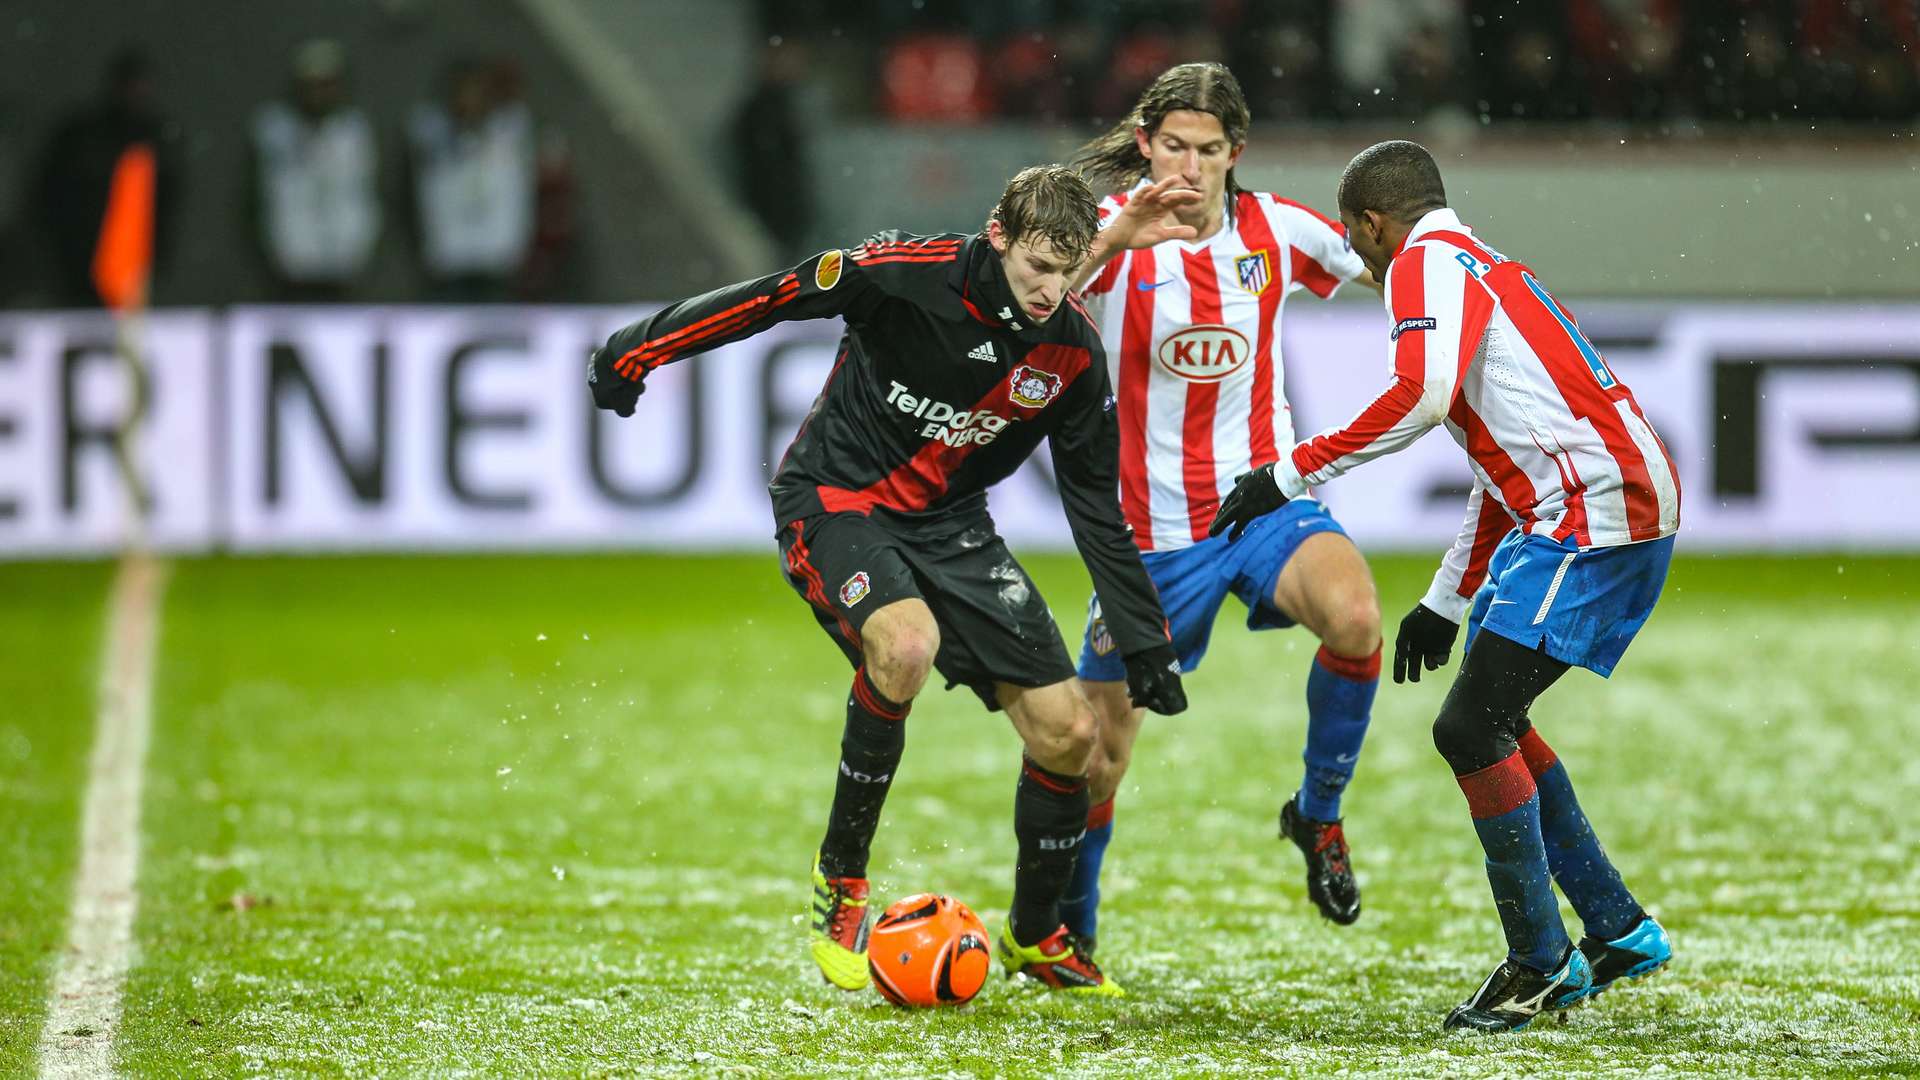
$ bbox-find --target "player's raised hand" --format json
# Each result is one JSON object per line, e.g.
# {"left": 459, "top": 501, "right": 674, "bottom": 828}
{"left": 1124, "top": 644, "right": 1188, "bottom": 716}
{"left": 1207, "top": 464, "right": 1288, "bottom": 542}
{"left": 587, "top": 343, "right": 646, "bottom": 417}
{"left": 1392, "top": 603, "right": 1461, "bottom": 684}
{"left": 1111, "top": 175, "right": 1203, "bottom": 250}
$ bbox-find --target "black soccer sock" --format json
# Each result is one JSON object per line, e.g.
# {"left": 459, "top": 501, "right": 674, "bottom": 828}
{"left": 1010, "top": 755, "right": 1090, "bottom": 947}
{"left": 817, "top": 666, "right": 909, "bottom": 880}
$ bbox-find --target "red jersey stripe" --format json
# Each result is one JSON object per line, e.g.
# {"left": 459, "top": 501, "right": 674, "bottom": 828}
{"left": 1458, "top": 490, "right": 1513, "bottom": 598}
{"left": 1290, "top": 245, "right": 1342, "bottom": 298}
{"left": 1234, "top": 197, "right": 1284, "bottom": 467}
{"left": 1180, "top": 247, "right": 1224, "bottom": 542}
{"left": 1451, "top": 396, "right": 1540, "bottom": 527}
{"left": 1117, "top": 250, "right": 1157, "bottom": 549}
{"left": 616, "top": 274, "right": 798, "bottom": 374}
{"left": 626, "top": 283, "right": 800, "bottom": 374}
{"left": 817, "top": 344, "right": 1094, "bottom": 515}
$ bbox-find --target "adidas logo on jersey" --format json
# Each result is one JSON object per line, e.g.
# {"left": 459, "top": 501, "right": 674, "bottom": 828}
{"left": 967, "top": 342, "right": 998, "bottom": 364}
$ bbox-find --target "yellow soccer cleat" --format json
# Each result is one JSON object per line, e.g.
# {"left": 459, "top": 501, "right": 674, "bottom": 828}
{"left": 997, "top": 921, "right": 1124, "bottom": 997}
{"left": 809, "top": 854, "right": 872, "bottom": 990}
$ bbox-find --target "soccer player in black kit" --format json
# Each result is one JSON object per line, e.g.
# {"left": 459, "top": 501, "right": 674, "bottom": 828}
{"left": 589, "top": 166, "right": 1190, "bottom": 996}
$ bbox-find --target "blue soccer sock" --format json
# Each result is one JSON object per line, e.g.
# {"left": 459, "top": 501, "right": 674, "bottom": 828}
{"left": 1519, "top": 728, "right": 1643, "bottom": 941}
{"left": 1458, "top": 750, "right": 1570, "bottom": 971}
{"left": 1297, "top": 644, "right": 1379, "bottom": 821}
{"left": 1059, "top": 797, "right": 1114, "bottom": 941}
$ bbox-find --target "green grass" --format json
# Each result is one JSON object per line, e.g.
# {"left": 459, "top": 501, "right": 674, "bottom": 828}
{"left": 0, "top": 562, "right": 113, "bottom": 1074}
{"left": 6, "top": 552, "right": 1920, "bottom": 1075}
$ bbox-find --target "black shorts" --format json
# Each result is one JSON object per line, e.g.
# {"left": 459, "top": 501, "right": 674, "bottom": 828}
{"left": 777, "top": 511, "right": 1075, "bottom": 711}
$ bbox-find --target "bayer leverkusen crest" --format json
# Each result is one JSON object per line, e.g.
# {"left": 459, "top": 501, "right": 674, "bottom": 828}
{"left": 1008, "top": 365, "right": 1063, "bottom": 409}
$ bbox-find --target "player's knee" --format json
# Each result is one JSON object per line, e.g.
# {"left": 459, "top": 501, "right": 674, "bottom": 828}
{"left": 1431, "top": 696, "right": 1502, "bottom": 775}
{"left": 1318, "top": 586, "right": 1381, "bottom": 658}
{"left": 1087, "top": 737, "right": 1130, "bottom": 802}
{"left": 1029, "top": 701, "right": 1097, "bottom": 775}
{"left": 864, "top": 606, "right": 939, "bottom": 697}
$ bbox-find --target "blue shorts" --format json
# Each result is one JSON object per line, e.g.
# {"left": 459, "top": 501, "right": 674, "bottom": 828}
{"left": 1077, "top": 499, "right": 1349, "bottom": 682}
{"left": 1464, "top": 530, "right": 1675, "bottom": 678}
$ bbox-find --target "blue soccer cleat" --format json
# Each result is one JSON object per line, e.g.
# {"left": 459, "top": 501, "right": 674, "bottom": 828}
{"left": 1576, "top": 914, "right": 1671, "bottom": 998}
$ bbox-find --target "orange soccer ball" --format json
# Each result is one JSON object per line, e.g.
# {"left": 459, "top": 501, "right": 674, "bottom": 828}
{"left": 867, "top": 893, "right": 991, "bottom": 1007}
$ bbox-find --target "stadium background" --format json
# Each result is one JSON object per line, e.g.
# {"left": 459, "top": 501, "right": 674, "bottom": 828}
{"left": 3, "top": 1, "right": 1918, "bottom": 1075}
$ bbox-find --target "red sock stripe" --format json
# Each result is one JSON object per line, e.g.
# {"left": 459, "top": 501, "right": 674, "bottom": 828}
{"left": 1517, "top": 728, "right": 1558, "bottom": 778}
{"left": 1086, "top": 796, "right": 1115, "bottom": 831}
{"left": 851, "top": 666, "right": 909, "bottom": 721}
{"left": 1456, "top": 751, "right": 1537, "bottom": 819}
{"left": 1314, "top": 643, "right": 1382, "bottom": 682}
{"left": 1021, "top": 757, "right": 1086, "bottom": 795}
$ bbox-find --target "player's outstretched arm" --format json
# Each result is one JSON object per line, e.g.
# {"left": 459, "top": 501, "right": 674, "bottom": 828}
{"left": 1071, "top": 176, "right": 1203, "bottom": 293}
{"left": 1268, "top": 244, "right": 1467, "bottom": 499}
{"left": 589, "top": 247, "right": 880, "bottom": 417}
{"left": 1047, "top": 363, "right": 1186, "bottom": 716}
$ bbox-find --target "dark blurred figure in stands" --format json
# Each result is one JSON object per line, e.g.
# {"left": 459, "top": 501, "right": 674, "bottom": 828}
{"left": 31, "top": 47, "right": 180, "bottom": 307}
{"left": 1798, "top": 0, "right": 1919, "bottom": 122}
{"left": 249, "top": 39, "right": 382, "bottom": 302}
{"left": 1468, "top": 1, "right": 1592, "bottom": 121}
{"left": 406, "top": 58, "right": 537, "bottom": 302}
{"left": 1233, "top": 1, "right": 1338, "bottom": 122}
{"left": 1568, "top": 0, "right": 1688, "bottom": 121}
{"left": 1332, "top": 0, "right": 1470, "bottom": 123}
{"left": 732, "top": 40, "right": 816, "bottom": 262}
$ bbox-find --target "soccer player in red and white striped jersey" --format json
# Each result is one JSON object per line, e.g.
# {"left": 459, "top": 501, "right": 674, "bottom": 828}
{"left": 1211, "top": 140, "right": 1679, "bottom": 1031}
{"left": 1059, "top": 63, "right": 1388, "bottom": 956}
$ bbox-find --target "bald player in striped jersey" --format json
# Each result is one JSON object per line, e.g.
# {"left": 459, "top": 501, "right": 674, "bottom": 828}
{"left": 1060, "top": 62, "right": 1388, "bottom": 959}
{"left": 1211, "top": 140, "right": 1680, "bottom": 1032}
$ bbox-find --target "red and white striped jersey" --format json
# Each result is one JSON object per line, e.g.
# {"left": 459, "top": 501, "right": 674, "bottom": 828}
{"left": 1273, "top": 208, "right": 1682, "bottom": 621}
{"left": 1082, "top": 181, "right": 1367, "bottom": 551}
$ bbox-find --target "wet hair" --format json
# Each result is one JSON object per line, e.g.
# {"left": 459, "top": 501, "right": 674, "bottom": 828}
{"left": 1072, "top": 62, "right": 1251, "bottom": 199}
{"left": 1336, "top": 140, "right": 1448, "bottom": 224}
{"left": 986, "top": 164, "right": 1100, "bottom": 264}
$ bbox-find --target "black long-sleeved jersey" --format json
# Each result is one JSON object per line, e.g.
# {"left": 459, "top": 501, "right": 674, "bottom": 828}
{"left": 600, "top": 231, "right": 1171, "bottom": 658}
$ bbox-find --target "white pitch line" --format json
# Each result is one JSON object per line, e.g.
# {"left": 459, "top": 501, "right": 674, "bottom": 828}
{"left": 37, "top": 554, "right": 168, "bottom": 1080}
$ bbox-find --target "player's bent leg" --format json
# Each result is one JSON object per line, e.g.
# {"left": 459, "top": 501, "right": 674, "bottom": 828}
{"left": 859, "top": 598, "right": 940, "bottom": 703}
{"left": 992, "top": 679, "right": 1121, "bottom": 996}
{"left": 809, "top": 599, "right": 936, "bottom": 990}
{"left": 1062, "top": 679, "right": 1144, "bottom": 952}
{"left": 1433, "top": 630, "right": 1589, "bottom": 1029}
{"left": 1269, "top": 532, "right": 1381, "bottom": 924}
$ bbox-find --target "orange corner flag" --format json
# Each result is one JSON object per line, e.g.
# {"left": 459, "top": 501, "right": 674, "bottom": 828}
{"left": 91, "top": 144, "right": 156, "bottom": 312}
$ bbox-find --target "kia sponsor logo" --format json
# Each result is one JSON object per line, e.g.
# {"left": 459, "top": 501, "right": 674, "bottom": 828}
{"left": 1155, "top": 325, "right": 1250, "bottom": 382}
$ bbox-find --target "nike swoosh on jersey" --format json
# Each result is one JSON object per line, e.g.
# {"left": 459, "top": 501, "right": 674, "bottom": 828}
{"left": 1135, "top": 279, "right": 1177, "bottom": 291}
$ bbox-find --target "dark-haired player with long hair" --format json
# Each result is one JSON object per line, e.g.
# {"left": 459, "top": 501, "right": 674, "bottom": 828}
{"left": 1061, "top": 63, "right": 1385, "bottom": 960}
{"left": 1211, "top": 139, "right": 1680, "bottom": 1031}
{"left": 591, "top": 166, "right": 1188, "bottom": 997}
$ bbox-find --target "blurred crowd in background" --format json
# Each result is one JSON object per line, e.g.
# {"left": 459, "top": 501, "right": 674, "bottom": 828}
{"left": 10, "top": 0, "right": 1916, "bottom": 309}
{"left": 758, "top": 0, "right": 1920, "bottom": 125}
{"left": 22, "top": 42, "right": 575, "bottom": 309}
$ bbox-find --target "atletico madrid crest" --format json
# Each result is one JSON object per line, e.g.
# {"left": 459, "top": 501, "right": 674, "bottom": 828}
{"left": 1235, "top": 250, "right": 1271, "bottom": 296}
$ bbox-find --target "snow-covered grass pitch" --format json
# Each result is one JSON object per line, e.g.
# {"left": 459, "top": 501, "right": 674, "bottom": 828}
{"left": 4, "top": 553, "right": 1917, "bottom": 1076}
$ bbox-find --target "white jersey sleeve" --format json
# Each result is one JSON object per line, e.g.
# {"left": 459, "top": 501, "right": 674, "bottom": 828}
{"left": 1266, "top": 196, "right": 1369, "bottom": 298}
{"left": 1419, "top": 478, "right": 1518, "bottom": 622}
{"left": 1274, "top": 241, "right": 1471, "bottom": 498}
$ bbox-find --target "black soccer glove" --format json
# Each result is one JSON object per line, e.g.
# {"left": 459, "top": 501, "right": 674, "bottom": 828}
{"left": 1124, "top": 643, "right": 1188, "bottom": 716}
{"left": 1392, "top": 603, "right": 1461, "bottom": 684}
{"left": 587, "top": 344, "right": 646, "bottom": 417}
{"left": 1207, "top": 464, "right": 1288, "bottom": 542}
